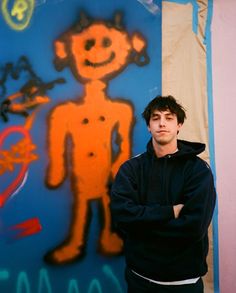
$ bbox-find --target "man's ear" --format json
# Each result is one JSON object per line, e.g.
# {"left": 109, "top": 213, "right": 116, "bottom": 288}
{"left": 177, "top": 123, "right": 183, "bottom": 134}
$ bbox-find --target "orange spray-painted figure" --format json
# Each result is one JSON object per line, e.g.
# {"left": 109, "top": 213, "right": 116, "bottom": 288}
{"left": 45, "top": 12, "right": 149, "bottom": 264}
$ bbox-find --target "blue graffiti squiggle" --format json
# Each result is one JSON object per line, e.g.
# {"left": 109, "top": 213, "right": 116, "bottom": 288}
{"left": 16, "top": 272, "right": 30, "bottom": 293}
{"left": 68, "top": 279, "right": 80, "bottom": 293}
{"left": 0, "top": 270, "right": 9, "bottom": 280}
{"left": 87, "top": 279, "right": 102, "bottom": 293}
{"left": 2, "top": 265, "right": 124, "bottom": 293}
{"left": 102, "top": 265, "right": 123, "bottom": 293}
{"left": 38, "top": 269, "right": 52, "bottom": 293}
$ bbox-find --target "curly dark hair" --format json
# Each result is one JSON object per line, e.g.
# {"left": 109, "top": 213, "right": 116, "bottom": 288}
{"left": 142, "top": 95, "right": 186, "bottom": 125}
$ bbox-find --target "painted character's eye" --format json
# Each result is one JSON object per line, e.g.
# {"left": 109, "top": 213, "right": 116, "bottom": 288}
{"left": 85, "top": 39, "right": 95, "bottom": 51}
{"left": 102, "top": 37, "right": 112, "bottom": 48}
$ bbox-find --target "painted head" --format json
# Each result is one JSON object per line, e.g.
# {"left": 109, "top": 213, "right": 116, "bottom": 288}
{"left": 54, "top": 11, "right": 149, "bottom": 82}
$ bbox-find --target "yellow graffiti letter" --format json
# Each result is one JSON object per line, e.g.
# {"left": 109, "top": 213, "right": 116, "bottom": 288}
{"left": 11, "top": 0, "right": 28, "bottom": 21}
{"left": 1, "top": 0, "right": 35, "bottom": 31}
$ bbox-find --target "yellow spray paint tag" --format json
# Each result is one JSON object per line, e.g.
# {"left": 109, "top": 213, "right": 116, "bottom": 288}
{"left": 1, "top": 0, "right": 35, "bottom": 31}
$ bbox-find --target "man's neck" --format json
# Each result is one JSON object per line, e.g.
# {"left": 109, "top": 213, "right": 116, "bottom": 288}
{"left": 152, "top": 139, "right": 178, "bottom": 158}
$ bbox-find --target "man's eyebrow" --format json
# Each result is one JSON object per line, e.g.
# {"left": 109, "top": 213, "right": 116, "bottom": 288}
{"left": 151, "top": 111, "right": 174, "bottom": 117}
{"left": 151, "top": 112, "right": 159, "bottom": 117}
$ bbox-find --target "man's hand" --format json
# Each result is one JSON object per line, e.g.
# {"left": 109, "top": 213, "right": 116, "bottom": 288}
{"left": 173, "top": 204, "right": 184, "bottom": 219}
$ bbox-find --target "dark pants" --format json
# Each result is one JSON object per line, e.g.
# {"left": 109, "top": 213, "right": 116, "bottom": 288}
{"left": 125, "top": 267, "right": 204, "bottom": 293}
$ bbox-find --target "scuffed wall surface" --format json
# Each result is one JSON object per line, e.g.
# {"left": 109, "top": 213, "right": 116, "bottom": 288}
{"left": 212, "top": 1, "right": 236, "bottom": 293}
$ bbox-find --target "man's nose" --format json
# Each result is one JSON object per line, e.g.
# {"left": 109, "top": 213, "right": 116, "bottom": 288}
{"left": 159, "top": 117, "right": 166, "bottom": 126}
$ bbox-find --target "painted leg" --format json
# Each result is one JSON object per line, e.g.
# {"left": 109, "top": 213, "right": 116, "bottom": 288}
{"left": 99, "top": 193, "right": 123, "bottom": 255}
{"left": 44, "top": 196, "right": 88, "bottom": 264}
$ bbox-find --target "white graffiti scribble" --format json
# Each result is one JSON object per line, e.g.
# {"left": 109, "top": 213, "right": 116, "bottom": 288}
{"left": 137, "top": 0, "right": 160, "bottom": 14}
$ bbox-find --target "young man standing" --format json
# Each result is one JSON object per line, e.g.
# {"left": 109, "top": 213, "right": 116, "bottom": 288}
{"left": 110, "top": 95, "right": 216, "bottom": 293}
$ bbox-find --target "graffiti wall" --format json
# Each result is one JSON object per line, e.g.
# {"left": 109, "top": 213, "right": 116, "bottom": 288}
{"left": 0, "top": 0, "right": 161, "bottom": 292}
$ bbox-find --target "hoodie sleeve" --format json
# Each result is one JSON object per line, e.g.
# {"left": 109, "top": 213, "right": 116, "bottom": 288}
{"left": 110, "top": 160, "right": 175, "bottom": 234}
{"left": 149, "top": 159, "right": 216, "bottom": 241}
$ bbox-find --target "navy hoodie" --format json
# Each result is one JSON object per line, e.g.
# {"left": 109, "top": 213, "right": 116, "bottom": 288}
{"left": 110, "top": 139, "right": 216, "bottom": 282}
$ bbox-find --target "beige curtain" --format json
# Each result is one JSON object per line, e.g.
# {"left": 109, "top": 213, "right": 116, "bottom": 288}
{"left": 162, "top": 0, "right": 210, "bottom": 162}
{"left": 162, "top": 1, "right": 214, "bottom": 292}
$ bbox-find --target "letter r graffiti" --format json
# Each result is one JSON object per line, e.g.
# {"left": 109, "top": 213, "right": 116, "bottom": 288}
{"left": 1, "top": 0, "right": 35, "bottom": 31}
{"left": 11, "top": 0, "right": 28, "bottom": 21}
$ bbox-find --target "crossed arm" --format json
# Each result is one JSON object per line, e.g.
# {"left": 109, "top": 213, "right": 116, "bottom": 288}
{"left": 111, "top": 160, "right": 216, "bottom": 241}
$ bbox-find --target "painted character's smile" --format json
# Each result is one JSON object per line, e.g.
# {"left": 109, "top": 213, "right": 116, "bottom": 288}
{"left": 85, "top": 52, "right": 115, "bottom": 67}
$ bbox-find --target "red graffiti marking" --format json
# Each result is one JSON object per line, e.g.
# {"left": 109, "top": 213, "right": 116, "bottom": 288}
{"left": 9, "top": 217, "right": 42, "bottom": 239}
{"left": 0, "top": 126, "right": 31, "bottom": 207}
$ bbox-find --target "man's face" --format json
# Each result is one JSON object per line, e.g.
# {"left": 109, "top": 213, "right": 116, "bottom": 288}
{"left": 147, "top": 109, "right": 182, "bottom": 146}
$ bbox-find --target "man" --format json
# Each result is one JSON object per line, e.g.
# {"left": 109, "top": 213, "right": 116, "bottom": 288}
{"left": 110, "top": 95, "right": 216, "bottom": 293}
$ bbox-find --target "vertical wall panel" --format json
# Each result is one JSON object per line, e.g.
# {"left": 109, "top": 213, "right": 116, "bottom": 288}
{"left": 212, "top": 1, "right": 236, "bottom": 293}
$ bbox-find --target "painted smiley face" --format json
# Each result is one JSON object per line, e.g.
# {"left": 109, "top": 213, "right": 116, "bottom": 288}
{"left": 70, "top": 23, "right": 132, "bottom": 80}
{"left": 84, "top": 36, "right": 115, "bottom": 68}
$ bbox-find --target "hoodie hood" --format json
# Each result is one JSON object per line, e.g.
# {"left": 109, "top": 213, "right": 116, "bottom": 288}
{"left": 147, "top": 138, "right": 205, "bottom": 158}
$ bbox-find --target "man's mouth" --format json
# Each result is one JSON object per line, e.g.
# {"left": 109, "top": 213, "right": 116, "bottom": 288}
{"left": 85, "top": 52, "right": 115, "bottom": 67}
